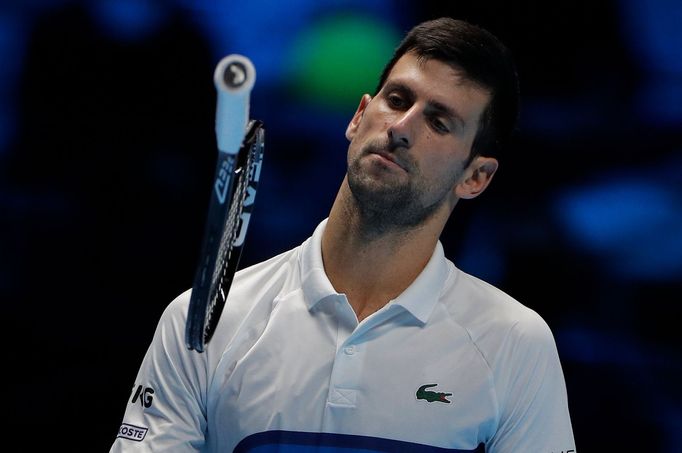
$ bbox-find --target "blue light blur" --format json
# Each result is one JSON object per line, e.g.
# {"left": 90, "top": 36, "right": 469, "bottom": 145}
{"left": 555, "top": 166, "right": 682, "bottom": 281}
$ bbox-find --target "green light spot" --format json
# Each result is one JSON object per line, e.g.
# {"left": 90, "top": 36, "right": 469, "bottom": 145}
{"left": 287, "top": 14, "right": 399, "bottom": 109}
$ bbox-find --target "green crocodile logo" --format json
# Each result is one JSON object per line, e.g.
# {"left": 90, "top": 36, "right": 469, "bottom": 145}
{"left": 416, "top": 384, "right": 452, "bottom": 403}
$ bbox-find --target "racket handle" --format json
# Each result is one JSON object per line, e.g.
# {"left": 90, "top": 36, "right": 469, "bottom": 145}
{"left": 214, "top": 54, "right": 256, "bottom": 155}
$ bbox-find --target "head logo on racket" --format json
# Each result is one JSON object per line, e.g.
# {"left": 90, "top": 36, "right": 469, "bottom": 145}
{"left": 224, "top": 62, "right": 248, "bottom": 88}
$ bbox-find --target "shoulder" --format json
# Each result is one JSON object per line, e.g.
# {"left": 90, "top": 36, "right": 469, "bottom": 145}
{"left": 441, "top": 265, "right": 559, "bottom": 366}
{"left": 229, "top": 245, "right": 301, "bottom": 306}
{"left": 166, "top": 245, "right": 302, "bottom": 314}
{"left": 157, "top": 244, "right": 304, "bottom": 359}
{"left": 445, "top": 266, "right": 550, "bottom": 333}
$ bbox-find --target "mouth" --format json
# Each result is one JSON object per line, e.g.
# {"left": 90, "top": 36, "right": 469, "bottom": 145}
{"left": 369, "top": 149, "right": 408, "bottom": 172}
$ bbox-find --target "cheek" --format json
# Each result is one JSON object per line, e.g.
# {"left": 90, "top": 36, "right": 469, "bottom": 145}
{"left": 358, "top": 104, "right": 392, "bottom": 135}
{"left": 423, "top": 154, "right": 465, "bottom": 187}
{"left": 347, "top": 135, "right": 365, "bottom": 168}
{"left": 347, "top": 115, "right": 382, "bottom": 158}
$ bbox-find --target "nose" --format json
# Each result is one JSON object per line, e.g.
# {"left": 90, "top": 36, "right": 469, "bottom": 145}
{"left": 387, "top": 107, "right": 417, "bottom": 149}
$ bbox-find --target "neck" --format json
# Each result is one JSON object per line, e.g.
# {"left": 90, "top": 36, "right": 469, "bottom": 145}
{"left": 321, "top": 177, "right": 451, "bottom": 321}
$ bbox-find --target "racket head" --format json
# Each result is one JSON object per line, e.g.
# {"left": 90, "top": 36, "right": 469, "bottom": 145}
{"left": 185, "top": 120, "right": 264, "bottom": 352}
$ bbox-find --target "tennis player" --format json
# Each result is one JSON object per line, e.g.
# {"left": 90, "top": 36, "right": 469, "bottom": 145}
{"left": 111, "top": 17, "right": 575, "bottom": 452}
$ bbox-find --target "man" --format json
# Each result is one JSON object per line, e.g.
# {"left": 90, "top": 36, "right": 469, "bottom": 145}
{"left": 111, "top": 17, "right": 575, "bottom": 452}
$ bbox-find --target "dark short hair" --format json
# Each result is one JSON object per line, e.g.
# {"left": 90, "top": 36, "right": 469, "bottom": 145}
{"left": 376, "top": 17, "right": 520, "bottom": 162}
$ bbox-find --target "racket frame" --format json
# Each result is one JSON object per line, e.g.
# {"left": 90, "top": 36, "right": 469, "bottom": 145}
{"left": 185, "top": 120, "right": 264, "bottom": 352}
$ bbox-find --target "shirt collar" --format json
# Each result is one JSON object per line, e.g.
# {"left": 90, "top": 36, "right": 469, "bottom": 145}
{"left": 388, "top": 240, "right": 449, "bottom": 324}
{"left": 300, "top": 218, "right": 340, "bottom": 310}
{"left": 299, "top": 218, "right": 451, "bottom": 324}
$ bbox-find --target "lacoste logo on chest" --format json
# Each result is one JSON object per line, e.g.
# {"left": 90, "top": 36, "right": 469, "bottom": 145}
{"left": 416, "top": 384, "right": 452, "bottom": 403}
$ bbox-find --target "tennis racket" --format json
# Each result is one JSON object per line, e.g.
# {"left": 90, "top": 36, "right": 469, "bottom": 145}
{"left": 185, "top": 54, "right": 264, "bottom": 352}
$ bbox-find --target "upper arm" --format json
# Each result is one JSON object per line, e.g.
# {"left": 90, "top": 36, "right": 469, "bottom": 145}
{"left": 110, "top": 293, "right": 208, "bottom": 452}
{"left": 487, "top": 315, "right": 576, "bottom": 453}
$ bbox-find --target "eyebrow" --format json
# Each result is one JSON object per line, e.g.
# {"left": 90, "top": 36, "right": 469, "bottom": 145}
{"left": 383, "top": 81, "right": 466, "bottom": 129}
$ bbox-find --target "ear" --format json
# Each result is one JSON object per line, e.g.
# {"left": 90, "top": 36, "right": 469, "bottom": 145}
{"left": 345, "top": 94, "right": 372, "bottom": 141}
{"left": 455, "top": 156, "right": 498, "bottom": 200}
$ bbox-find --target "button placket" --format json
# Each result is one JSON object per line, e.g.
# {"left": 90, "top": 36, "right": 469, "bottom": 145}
{"left": 325, "top": 297, "right": 363, "bottom": 408}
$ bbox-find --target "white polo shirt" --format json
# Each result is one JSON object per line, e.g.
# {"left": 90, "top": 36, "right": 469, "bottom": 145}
{"left": 111, "top": 219, "right": 575, "bottom": 453}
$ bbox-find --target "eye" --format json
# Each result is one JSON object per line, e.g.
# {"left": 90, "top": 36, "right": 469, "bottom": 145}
{"left": 430, "top": 117, "right": 450, "bottom": 134}
{"left": 387, "top": 93, "right": 406, "bottom": 109}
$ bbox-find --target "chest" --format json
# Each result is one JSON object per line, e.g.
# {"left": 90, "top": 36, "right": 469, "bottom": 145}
{"left": 207, "top": 296, "right": 496, "bottom": 451}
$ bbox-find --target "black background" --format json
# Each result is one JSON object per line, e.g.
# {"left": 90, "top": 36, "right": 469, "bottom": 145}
{"left": 1, "top": 0, "right": 680, "bottom": 450}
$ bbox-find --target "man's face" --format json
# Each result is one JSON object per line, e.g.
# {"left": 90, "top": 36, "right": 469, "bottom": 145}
{"left": 345, "top": 52, "right": 492, "bottom": 228}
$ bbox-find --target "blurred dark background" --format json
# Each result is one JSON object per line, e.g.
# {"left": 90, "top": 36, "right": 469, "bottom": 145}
{"left": 1, "top": 0, "right": 680, "bottom": 450}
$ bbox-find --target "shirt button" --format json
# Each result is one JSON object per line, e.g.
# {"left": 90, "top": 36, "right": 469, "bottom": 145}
{"left": 343, "top": 346, "right": 355, "bottom": 355}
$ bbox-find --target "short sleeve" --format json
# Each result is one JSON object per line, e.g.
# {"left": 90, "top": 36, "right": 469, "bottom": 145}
{"left": 110, "top": 291, "right": 209, "bottom": 452}
{"left": 487, "top": 315, "right": 576, "bottom": 452}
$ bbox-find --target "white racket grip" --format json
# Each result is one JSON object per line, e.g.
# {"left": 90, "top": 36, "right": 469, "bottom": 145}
{"left": 214, "top": 54, "right": 256, "bottom": 155}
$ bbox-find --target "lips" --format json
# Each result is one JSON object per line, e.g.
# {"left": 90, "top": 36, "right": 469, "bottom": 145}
{"left": 369, "top": 149, "right": 408, "bottom": 172}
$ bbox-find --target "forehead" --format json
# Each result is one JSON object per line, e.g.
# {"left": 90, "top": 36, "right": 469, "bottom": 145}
{"left": 383, "top": 52, "right": 491, "bottom": 126}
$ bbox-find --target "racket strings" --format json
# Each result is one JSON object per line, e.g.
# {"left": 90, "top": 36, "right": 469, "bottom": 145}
{"left": 203, "top": 138, "right": 258, "bottom": 340}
